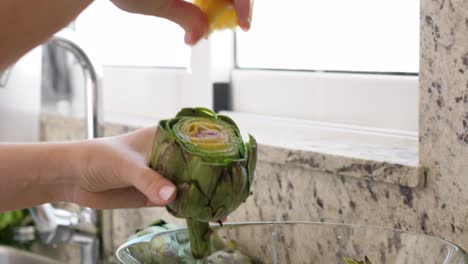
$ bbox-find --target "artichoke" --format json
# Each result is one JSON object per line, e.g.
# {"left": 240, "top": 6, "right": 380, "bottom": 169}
{"left": 126, "top": 220, "right": 181, "bottom": 264}
{"left": 150, "top": 108, "right": 257, "bottom": 258}
{"left": 126, "top": 220, "right": 254, "bottom": 264}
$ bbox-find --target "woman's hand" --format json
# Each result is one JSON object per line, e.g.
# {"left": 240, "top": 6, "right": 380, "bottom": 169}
{"left": 234, "top": 0, "right": 253, "bottom": 31}
{"left": 110, "top": 0, "right": 253, "bottom": 45}
{"left": 65, "top": 127, "right": 177, "bottom": 209}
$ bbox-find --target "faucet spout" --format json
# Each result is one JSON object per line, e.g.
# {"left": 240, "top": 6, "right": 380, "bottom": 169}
{"left": 49, "top": 30, "right": 103, "bottom": 139}
{"left": 30, "top": 29, "right": 103, "bottom": 264}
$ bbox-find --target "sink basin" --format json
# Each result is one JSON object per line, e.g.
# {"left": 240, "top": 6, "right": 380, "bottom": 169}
{"left": 0, "top": 246, "right": 60, "bottom": 264}
{"left": 116, "top": 221, "right": 468, "bottom": 264}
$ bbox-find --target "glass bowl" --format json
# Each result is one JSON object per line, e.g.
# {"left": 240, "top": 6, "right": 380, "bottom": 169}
{"left": 116, "top": 221, "right": 468, "bottom": 264}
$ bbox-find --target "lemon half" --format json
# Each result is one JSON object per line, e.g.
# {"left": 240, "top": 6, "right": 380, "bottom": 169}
{"left": 194, "top": 0, "right": 239, "bottom": 35}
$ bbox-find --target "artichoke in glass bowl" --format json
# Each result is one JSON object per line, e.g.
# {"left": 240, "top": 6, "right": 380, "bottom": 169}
{"left": 124, "top": 220, "right": 254, "bottom": 264}
{"left": 149, "top": 107, "right": 257, "bottom": 258}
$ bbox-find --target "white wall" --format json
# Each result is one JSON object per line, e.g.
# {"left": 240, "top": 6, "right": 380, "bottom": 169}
{"left": 0, "top": 48, "right": 42, "bottom": 142}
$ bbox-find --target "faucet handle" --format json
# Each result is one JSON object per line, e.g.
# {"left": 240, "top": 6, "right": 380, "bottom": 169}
{"left": 50, "top": 28, "right": 103, "bottom": 140}
{"left": 77, "top": 207, "right": 96, "bottom": 226}
{"left": 53, "top": 208, "right": 80, "bottom": 226}
{"left": 56, "top": 207, "right": 97, "bottom": 232}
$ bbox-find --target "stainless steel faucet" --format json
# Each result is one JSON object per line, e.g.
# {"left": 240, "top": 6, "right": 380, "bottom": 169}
{"left": 48, "top": 30, "right": 102, "bottom": 140}
{"left": 29, "top": 30, "right": 103, "bottom": 264}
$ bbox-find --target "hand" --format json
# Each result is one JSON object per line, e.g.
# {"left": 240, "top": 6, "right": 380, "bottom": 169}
{"left": 234, "top": 0, "right": 253, "bottom": 31}
{"left": 109, "top": 0, "right": 253, "bottom": 45}
{"left": 65, "top": 127, "right": 177, "bottom": 209}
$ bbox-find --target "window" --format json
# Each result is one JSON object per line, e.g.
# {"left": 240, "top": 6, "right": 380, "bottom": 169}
{"left": 42, "top": 0, "right": 419, "bottom": 133}
{"left": 236, "top": 0, "right": 419, "bottom": 73}
{"left": 231, "top": 0, "right": 419, "bottom": 132}
{"left": 76, "top": 0, "right": 189, "bottom": 67}
{"left": 76, "top": 1, "right": 194, "bottom": 120}
{"left": 42, "top": 1, "right": 197, "bottom": 121}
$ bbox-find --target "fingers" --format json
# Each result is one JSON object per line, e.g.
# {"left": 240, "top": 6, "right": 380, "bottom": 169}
{"left": 73, "top": 187, "right": 167, "bottom": 209}
{"left": 132, "top": 167, "right": 177, "bottom": 206}
{"left": 92, "top": 126, "right": 176, "bottom": 208}
{"left": 72, "top": 187, "right": 150, "bottom": 209}
{"left": 122, "top": 127, "right": 157, "bottom": 163}
{"left": 233, "top": 0, "right": 253, "bottom": 31}
{"left": 153, "top": 0, "right": 208, "bottom": 45}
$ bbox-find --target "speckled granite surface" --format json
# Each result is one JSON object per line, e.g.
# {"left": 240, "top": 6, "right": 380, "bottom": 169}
{"left": 40, "top": 112, "right": 423, "bottom": 188}
{"left": 258, "top": 145, "right": 423, "bottom": 188}
{"left": 416, "top": 0, "right": 468, "bottom": 250}
{"left": 37, "top": 1, "right": 468, "bottom": 262}
{"left": 39, "top": 113, "right": 424, "bottom": 263}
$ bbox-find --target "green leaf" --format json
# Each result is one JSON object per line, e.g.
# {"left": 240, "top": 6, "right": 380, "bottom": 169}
{"left": 246, "top": 134, "right": 257, "bottom": 190}
{"left": 217, "top": 114, "right": 240, "bottom": 133}
{"left": 365, "top": 256, "right": 372, "bottom": 264}
{"left": 154, "top": 141, "right": 188, "bottom": 183}
{"left": 343, "top": 257, "right": 363, "bottom": 264}
{"left": 176, "top": 107, "right": 217, "bottom": 119}
{"left": 343, "top": 256, "right": 372, "bottom": 264}
{"left": 230, "top": 162, "right": 250, "bottom": 206}
{"left": 186, "top": 156, "right": 224, "bottom": 199}
{"left": 150, "top": 124, "right": 176, "bottom": 168}
{"left": 0, "top": 210, "right": 23, "bottom": 230}
{"left": 167, "top": 182, "right": 212, "bottom": 221}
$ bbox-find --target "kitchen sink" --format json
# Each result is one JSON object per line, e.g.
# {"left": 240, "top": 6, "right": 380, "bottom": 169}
{"left": 0, "top": 246, "right": 61, "bottom": 264}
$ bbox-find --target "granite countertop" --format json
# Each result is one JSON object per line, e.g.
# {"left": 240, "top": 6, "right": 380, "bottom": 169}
{"left": 40, "top": 111, "right": 424, "bottom": 188}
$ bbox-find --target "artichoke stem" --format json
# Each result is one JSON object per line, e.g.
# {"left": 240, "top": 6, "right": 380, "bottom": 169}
{"left": 186, "top": 219, "right": 212, "bottom": 259}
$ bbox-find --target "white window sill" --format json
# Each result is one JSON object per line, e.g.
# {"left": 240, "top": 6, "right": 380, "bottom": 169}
{"left": 220, "top": 111, "right": 418, "bottom": 165}
{"left": 220, "top": 111, "right": 423, "bottom": 188}
{"left": 40, "top": 111, "right": 424, "bottom": 188}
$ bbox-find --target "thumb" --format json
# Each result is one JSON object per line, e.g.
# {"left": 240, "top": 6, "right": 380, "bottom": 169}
{"left": 132, "top": 167, "right": 177, "bottom": 206}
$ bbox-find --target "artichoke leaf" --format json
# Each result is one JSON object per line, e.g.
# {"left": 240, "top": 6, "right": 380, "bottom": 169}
{"left": 217, "top": 114, "right": 241, "bottom": 134}
{"left": 168, "top": 182, "right": 212, "bottom": 220}
{"left": 150, "top": 124, "right": 176, "bottom": 167}
{"left": 343, "top": 256, "right": 372, "bottom": 264}
{"left": 176, "top": 107, "right": 217, "bottom": 119}
{"left": 186, "top": 156, "right": 225, "bottom": 200}
{"left": 154, "top": 141, "right": 188, "bottom": 183}
{"left": 246, "top": 134, "right": 257, "bottom": 189}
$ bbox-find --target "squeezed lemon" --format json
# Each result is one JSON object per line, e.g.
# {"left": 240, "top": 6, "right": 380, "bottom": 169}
{"left": 194, "top": 0, "right": 239, "bottom": 35}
